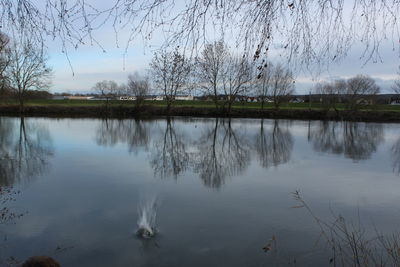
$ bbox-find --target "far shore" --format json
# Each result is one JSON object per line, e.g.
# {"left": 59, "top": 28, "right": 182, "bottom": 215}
{"left": 1, "top": 100, "right": 400, "bottom": 122}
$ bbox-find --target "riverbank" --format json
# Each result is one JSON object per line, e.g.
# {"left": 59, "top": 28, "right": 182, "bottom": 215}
{"left": 0, "top": 104, "right": 400, "bottom": 122}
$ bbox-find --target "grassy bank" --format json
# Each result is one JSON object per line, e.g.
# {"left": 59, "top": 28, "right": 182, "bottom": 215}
{"left": 2, "top": 99, "right": 400, "bottom": 111}
{"left": 0, "top": 99, "right": 400, "bottom": 122}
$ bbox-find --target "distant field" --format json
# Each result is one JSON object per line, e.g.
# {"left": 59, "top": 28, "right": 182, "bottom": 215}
{"left": 1, "top": 99, "right": 400, "bottom": 112}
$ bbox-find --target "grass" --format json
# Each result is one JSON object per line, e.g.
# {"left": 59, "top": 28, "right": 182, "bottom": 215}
{"left": 1, "top": 99, "right": 400, "bottom": 112}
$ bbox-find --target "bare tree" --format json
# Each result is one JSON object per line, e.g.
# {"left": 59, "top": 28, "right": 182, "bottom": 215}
{"left": 269, "top": 64, "right": 295, "bottom": 110}
{"left": 116, "top": 83, "right": 127, "bottom": 97}
{"left": 346, "top": 75, "right": 380, "bottom": 110}
{"left": 92, "top": 80, "right": 119, "bottom": 107}
{"left": 109, "top": 80, "right": 119, "bottom": 97}
{"left": 150, "top": 48, "right": 191, "bottom": 112}
{"left": 5, "top": 39, "right": 52, "bottom": 112}
{"left": 0, "top": 32, "right": 10, "bottom": 93}
{"left": 221, "top": 55, "right": 253, "bottom": 114}
{"left": 195, "top": 41, "right": 229, "bottom": 108}
{"left": 127, "top": 73, "right": 150, "bottom": 107}
{"left": 253, "top": 60, "right": 273, "bottom": 110}
{"left": 314, "top": 79, "right": 346, "bottom": 113}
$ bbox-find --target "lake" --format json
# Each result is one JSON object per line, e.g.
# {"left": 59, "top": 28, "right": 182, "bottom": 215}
{"left": 0, "top": 117, "right": 399, "bottom": 266}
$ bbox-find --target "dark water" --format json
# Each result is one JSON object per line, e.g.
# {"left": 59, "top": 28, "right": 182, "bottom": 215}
{"left": 0, "top": 117, "right": 399, "bottom": 266}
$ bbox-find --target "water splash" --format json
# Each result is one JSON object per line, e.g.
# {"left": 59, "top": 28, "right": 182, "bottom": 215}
{"left": 136, "top": 197, "right": 157, "bottom": 239}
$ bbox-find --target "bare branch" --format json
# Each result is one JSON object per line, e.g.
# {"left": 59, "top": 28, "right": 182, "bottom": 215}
{"left": 5, "top": 37, "right": 52, "bottom": 111}
{"left": 0, "top": 1, "right": 398, "bottom": 69}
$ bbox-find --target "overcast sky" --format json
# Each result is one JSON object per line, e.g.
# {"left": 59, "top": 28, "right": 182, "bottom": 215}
{"left": 44, "top": 2, "right": 400, "bottom": 95}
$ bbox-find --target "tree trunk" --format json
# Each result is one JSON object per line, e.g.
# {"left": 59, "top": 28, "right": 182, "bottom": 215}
{"left": 18, "top": 94, "right": 24, "bottom": 114}
{"left": 166, "top": 100, "right": 172, "bottom": 115}
{"left": 274, "top": 100, "right": 279, "bottom": 111}
{"left": 212, "top": 79, "right": 221, "bottom": 110}
{"left": 213, "top": 96, "right": 219, "bottom": 110}
{"left": 227, "top": 101, "right": 232, "bottom": 116}
{"left": 213, "top": 87, "right": 219, "bottom": 109}
{"left": 135, "top": 97, "right": 144, "bottom": 110}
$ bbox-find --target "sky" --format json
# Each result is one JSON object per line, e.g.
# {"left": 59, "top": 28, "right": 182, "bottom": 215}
{"left": 43, "top": 1, "right": 400, "bottom": 95}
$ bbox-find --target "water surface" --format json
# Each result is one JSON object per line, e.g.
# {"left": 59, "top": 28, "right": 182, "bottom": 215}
{"left": 0, "top": 117, "right": 399, "bottom": 266}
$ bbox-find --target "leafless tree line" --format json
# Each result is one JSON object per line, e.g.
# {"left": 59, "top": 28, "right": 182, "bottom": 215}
{"left": 314, "top": 75, "right": 381, "bottom": 112}
{"left": 94, "top": 40, "right": 398, "bottom": 114}
{"left": 93, "top": 41, "right": 295, "bottom": 112}
{"left": 92, "top": 73, "right": 151, "bottom": 108}
{"left": 194, "top": 41, "right": 295, "bottom": 112}
{"left": 170, "top": 42, "right": 295, "bottom": 112}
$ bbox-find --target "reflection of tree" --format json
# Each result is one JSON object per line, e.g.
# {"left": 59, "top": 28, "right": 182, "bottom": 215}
{"left": 310, "top": 121, "right": 383, "bottom": 161}
{"left": 193, "top": 119, "right": 250, "bottom": 188}
{"left": 95, "top": 119, "right": 150, "bottom": 154}
{"left": 254, "top": 120, "right": 293, "bottom": 168}
{"left": 343, "top": 122, "right": 383, "bottom": 161}
{"left": 150, "top": 119, "right": 189, "bottom": 179}
{"left": 392, "top": 139, "right": 400, "bottom": 175}
{"left": 95, "top": 118, "right": 254, "bottom": 188}
{"left": 0, "top": 117, "right": 53, "bottom": 186}
{"left": 0, "top": 117, "right": 53, "bottom": 225}
{"left": 0, "top": 118, "right": 15, "bottom": 185}
{"left": 309, "top": 121, "right": 344, "bottom": 155}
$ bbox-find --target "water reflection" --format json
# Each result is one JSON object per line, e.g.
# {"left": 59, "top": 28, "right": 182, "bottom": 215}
{"left": 95, "top": 119, "right": 151, "bottom": 154}
{"left": 392, "top": 138, "right": 400, "bottom": 175}
{"left": 93, "top": 118, "right": 397, "bottom": 188}
{"left": 0, "top": 117, "right": 53, "bottom": 186}
{"left": 193, "top": 118, "right": 251, "bottom": 188}
{"left": 94, "top": 118, "right": 294, "bottom": 188}
{"left": 254, "top": 120, "right": 293, "bottom": 168}
{"left": 309, "top": 121, "right": 384, "bottom": 161}
{"left": 150, "top": 118, "right": 189, "bottom": 179}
